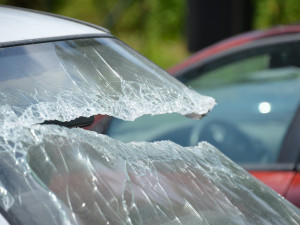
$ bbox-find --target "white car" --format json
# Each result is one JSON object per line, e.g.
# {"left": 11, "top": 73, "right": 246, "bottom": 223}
{"left": 0, "top": 6, "right": 299, "bottom": 225}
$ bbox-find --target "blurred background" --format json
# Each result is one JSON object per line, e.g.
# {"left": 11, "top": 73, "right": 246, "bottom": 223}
{"left": 1, "top": 0, "right": 300, "bottom": 69}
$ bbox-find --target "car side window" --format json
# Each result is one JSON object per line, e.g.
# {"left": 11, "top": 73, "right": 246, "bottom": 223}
{"left": 189, "top": 54, "right": 270, "bottom": 88}
{"left": 184, "top": 44, "right": 300, "bottom": 164}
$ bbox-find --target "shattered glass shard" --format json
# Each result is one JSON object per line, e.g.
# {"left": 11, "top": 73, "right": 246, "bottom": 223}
{"left": 0, "top": 181, "right": 14, "bottom": 211}
{"left": 0, "top": 38, "right": 215, "bottom": 126}
{"left": 0, "top": 125, "right": 299, "bottom": 224}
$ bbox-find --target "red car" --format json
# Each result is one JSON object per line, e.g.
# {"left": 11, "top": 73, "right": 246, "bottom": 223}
{"left": 168, "top": 25, "right": 300, "bottom": 207}
{"left": 105, "top": 25, "right": 300, "bottom": 207}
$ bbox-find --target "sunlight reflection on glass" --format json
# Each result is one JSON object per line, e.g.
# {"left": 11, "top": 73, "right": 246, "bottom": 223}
{"left": 258, "top": 102, "right": 271, "bottom": 114}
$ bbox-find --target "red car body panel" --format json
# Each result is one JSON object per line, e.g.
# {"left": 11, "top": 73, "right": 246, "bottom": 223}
{"left": 250, "top": 171, "right": 296, "bottom": 197}
{"left": 286, "top": 173, "right": 300, "bottom": 207}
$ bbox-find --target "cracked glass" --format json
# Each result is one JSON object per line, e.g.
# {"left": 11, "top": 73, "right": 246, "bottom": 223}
{"left": 0, "top": 37, "right": 300, "bottom": 225}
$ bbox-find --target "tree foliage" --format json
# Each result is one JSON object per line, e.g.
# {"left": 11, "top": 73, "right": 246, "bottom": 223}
{"left": 254, "top": 0, "right": 300, "bottom": 28}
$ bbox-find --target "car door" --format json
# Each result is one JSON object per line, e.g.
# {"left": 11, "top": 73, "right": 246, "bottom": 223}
{"left": 178, "top": 37, "right": 300, "bottom": 206}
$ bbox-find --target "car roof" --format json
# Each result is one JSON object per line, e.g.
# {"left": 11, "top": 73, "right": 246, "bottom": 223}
{"left": 168, "top": 25, "right": 300, "bottom": 74}
{"left": 0, "top": 6, "right": 110, "bottom": 46}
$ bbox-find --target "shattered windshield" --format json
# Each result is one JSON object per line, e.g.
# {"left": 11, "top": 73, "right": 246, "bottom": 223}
{"left": 0, "top": 37, "right": 300, "bottom": 225}
{"left": 0, "top": 38, "right": 214, "bottom": 124}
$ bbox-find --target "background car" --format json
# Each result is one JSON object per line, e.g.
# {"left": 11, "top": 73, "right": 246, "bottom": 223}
{"left": 105, "top": 25, "right": 300, "bottom": 207}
